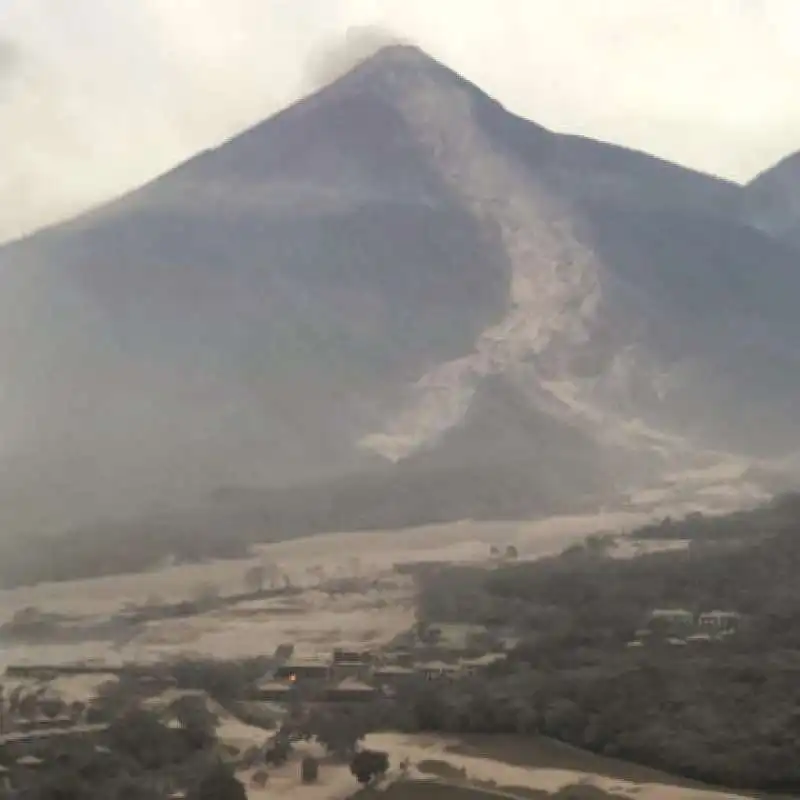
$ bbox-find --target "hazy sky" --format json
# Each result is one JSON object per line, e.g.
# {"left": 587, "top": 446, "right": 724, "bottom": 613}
{"left": 1, "top": 0, "right": 799, "bottom": 242}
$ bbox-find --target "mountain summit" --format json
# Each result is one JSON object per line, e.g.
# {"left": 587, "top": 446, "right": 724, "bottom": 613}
{"left": 744, "top": 151, "right": 800, "bottom": 247}
{"left": 0, "top": 45, "right": 798, "bottom": 537}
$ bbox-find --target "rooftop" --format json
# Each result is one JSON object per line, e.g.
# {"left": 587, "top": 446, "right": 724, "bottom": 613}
{"left": 0, "top": 724, "right": 107, "bottom": 745}
{"left": 330, "top": 679, "right": 375, "bottom": 693}
{"left": 279, "top": 657, "right": 331, "bottom": 668}
{"left": 16, "top": 756, "right": 44, "bottom": 767}
{"left": 699, "top": 610, "right": 741, "bottom": 617}
{"left": 460, "top": 653, "right": 505, "bottom": 667}
{"left": 257, "top": 680, "right": 292, "bottom": 692}
{"left": 651, "top": 609, "right": 693, "bottom": 617}
{"left": 418, "top": 660, "right": 462, "bottom": 672}
{"left": 374, "top": 665, "right": 414, "bottom": 675}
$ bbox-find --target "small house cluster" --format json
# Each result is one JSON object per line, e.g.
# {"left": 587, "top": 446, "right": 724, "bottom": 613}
{"left": 256, "top": 637, "right": 507, "bottom": 705}
{"left": 627, "top": 608, "right": 744, "bottom": 648}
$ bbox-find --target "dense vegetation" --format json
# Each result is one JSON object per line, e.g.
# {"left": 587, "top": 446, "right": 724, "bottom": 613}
{"left": 627, "top": 492, "right": 800, "bottom": 542}
{"left": 0, "top": 700, "right": 248, "bottom": 800}
{"left": 403, "top": 494, "right": 800, "bottom": 792}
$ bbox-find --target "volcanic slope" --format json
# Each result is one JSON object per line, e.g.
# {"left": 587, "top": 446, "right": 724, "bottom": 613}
{"left": 0, "top": 45, "right": 798, "bottom": 540}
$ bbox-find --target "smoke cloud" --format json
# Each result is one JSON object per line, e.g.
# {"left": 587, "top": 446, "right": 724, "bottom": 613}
{"left": 0, "top": 37, "right": 19, "bottom": 79}
{"left": 302, "top": 25, "right": 411, "bottom": 93}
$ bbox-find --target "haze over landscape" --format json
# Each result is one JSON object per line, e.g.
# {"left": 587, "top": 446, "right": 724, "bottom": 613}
{"left": 5, "top": 6, "right": 800, "bottom": 800}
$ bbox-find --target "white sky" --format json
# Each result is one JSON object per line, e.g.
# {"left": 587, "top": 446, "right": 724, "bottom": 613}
{"left": 1, "top": 0, "right": 799, "bottom": 242}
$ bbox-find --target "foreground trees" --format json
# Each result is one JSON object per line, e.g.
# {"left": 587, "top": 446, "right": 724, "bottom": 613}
{"left": 350, "top": 749, "right": 389, "bottom": 784}
{"left": 187, "top": 764, "right": 246, "bottom": 800}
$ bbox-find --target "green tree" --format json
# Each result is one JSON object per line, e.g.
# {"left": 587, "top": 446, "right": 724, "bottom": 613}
{"left": 350, "top": 749, "right": 389, "bottom": 784}
{"left": 307, "top": 708, "right": 370, "bottom": 760}
{"left": 187, "top": 763, "right": 246, "bottom": 800}
{"left": 244, "top": 564, "right": 267, "bottom": 594}
{"left": 301, "top": 756, "right": 320, "bottom": 783}
{"left": 169, "top": 694, "right": 218, "bottom": 750}
{"left": 107, "top": 709, "right": 184, "bottom": 770}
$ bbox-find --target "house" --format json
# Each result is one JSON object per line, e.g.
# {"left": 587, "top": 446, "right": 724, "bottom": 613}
{"left": 274, "top": 658, "right": 331, "bottom": 682}
{"left": 324, "top": 679, "right": 377, "bottom": 703}
{"left": 255, "top": 680, "right": 294, "bottom": 703}
{"left": 698, "top": 610, "right": 741, "bottom": 632}
{"left": 432, "top": 624, "right": 491, "bottom": 652}
{"left": 686, "top": 633, "right": 713, "bottom": 645}
{"left": 0, "top": 723, "right": 108, "bottom": 753}
{"left": 16, "top": 755, "right": 44, "bottom": 769}
{"left": 647, "top": 609, "right": 695, "bottom": 634}
{"left": 459, "top": 653, "right": 505, "bottom": 675}
{"left": 331, "top": 649, "right": 372, "bottom": 678}
{"left": 416, "top": 661, "right": 463, "bottom": 681}
{"left": 372, "top": 665, "right": 415, "bottom": 687}
{"left": 384, "top": 649, "right": 414, "bottom": 667}
{"left": 333, "top": 648, "right": 371, "bottom": 664}
{"left": 141, "top": 689, "right": 210, "bottom": 714}
{"left": 14, "top": 715, "right": 74, "bottom": 733}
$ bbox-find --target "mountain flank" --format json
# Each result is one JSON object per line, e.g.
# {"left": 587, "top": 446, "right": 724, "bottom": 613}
{"left": 0, "top": 45, "right": 798, "bottom": 576}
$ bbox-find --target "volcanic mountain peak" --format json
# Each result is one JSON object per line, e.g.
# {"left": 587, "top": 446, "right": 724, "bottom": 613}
{"left": 329, "top": 43, "right": 474, "bottom": 96}
{"left": 351, "top": 42, "right": 444, "bottom": 73}
{"left": 1, "top": 43, "right": 800, "bottom": 543}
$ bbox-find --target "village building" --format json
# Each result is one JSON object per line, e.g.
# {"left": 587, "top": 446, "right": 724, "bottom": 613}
{"left": 254, "top": 680, "right": 294, "bottom": 703}
{"left": 698, "top": 610, "right": 742, "bottom": 632}
{"left": 383, "top": 649, "right": 414, "bottom": 667}
{"left": 13, "top": 715, "right": 74, "bottom": 733}
{"left": 459, "top": 653, "right": 505, "bottom": 675}
{"left": 416, "top": 661, "right": 463, "bottom": 681}
{"left": 372, "top": 664, "right": 415, "bottom": 688}
{"left": 0, "top": 723, "right": 108, "bottom": 765}
{"left": 324, "top": 679, "right": 377, "bottom": 703}
{"left": 333, "top": 648, "right": 371, "bottom": 664}
{"left": 425, "top": 623, "right": 492, "bottom": 653}
{"left": 15, "top": 755, "right": 43, "bottom": 770}
{"left": 273, "top": 658, "right": 331, "bottom": 682}
{"left": 647, "top": 608, "right": 695, "bottom": 635}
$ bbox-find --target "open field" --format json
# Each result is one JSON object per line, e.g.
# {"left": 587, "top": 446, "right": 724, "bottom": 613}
{"left": 0, "top": 512, "right": 672, "bottom": 670}
{"left": 235, "top": 731, "right": 758, "bottom": 800}
{"left": 358, "top": 732, "right": 757, "bottom": 800}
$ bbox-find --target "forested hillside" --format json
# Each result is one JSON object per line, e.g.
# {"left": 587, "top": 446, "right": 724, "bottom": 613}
{"left": 407, "top": 495, "right": 800, "bottom": 792}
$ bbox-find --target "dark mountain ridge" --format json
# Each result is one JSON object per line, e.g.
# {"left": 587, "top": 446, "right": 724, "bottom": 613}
{"left": 744, "top": 151, "right": 800, "bottom": 247}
